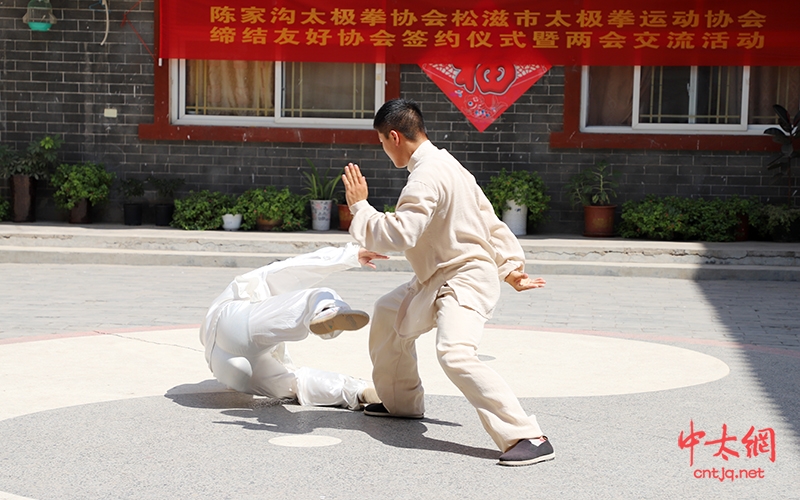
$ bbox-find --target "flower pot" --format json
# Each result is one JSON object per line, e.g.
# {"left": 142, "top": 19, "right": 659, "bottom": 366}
{"left": 310, "top": 199, "right": 333, "bottom": 231}
{"left": 256, "top": 216, "right": 282, "bottom": 231}
{"left": 583, "top": 205, "right": 616, "bottom": 237}
{"left": 10, "top": 175, "right": 36, "bottom": 222}
{"left": 154, "top": 203, "right": 174, "bottom": 227}
{"left": 69, "top": 199, "right": 91, "bottom": 224}
{"left": 734, "top": 214, "right": 749, "bottom": 242}
{"left": 502, "top": 200, "right": 528, "bottom": 236}
{"left": 123, "top": 203, "right": 144, "bottom": 226}
{"left": 222, "top": 213, "right": 242, "bottom": 231}
{"left": 338, "top": 203, "right": 353, "bottom": 231}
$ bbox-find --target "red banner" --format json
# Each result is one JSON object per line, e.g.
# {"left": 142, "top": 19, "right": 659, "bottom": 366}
{"left": 159, "top": 0, "right": 800, "bottom": 66}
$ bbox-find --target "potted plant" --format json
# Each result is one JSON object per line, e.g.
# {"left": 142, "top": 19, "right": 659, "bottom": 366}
{"left": 50, "top": 161, "right": 115, "bottom": 224}
{"left": 147, "top": 175, "right": 185, "bottom": 226}
{"left": 235, "top": 186, "right": 308, "bottom": 231}
{"left": 764, "top": 104, "right": 800, "bottom": 207}
{"left": 171, "top": 190, "right": 235, "bottom": 231}
{"left": 220, "top": 194, "right": 242, "bottom": 231}
{"left": 564, "top": 160, "right": 620, "bottom": 237}
{"left": 483, "top": 168, "right": 550, "bottom": 236}
{"left": 302, "top": 159, "right": 342, "bottom": 231}
{"left": 0, "top": 135, "right": 62, "bottom": 222}
{"left": 118, "top": 177, "right": 146, "bottom": 226}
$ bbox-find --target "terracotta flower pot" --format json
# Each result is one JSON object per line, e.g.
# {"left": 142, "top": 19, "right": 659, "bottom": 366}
{"left": 10, "top": 175, "right": 36, "bottom": 222}
{"left": 256, "top": 216, "right": 282, "bottom": 231}
{"left": 69, "top": 199, "right": 91, "bottom": 224}
{"left": 338, "top": 204, "right": 353, "bottom": 231}
{"left": 583, "top": 205, "right": 616, "bottom": 237}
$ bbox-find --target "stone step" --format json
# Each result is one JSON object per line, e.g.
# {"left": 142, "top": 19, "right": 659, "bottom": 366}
{"left": 1, "top": 223, "right": 799, "bottom": 280}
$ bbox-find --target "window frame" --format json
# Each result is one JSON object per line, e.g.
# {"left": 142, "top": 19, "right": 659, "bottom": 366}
{"left": 581, "top": 66, "right": 754, "bottom": 135}
{"left": 551, "top": 66, "right": 779, "bottom": 151}
{"left": 140, "top": 57, "right": 399, "bottom": 144}
{"left": 171, "top": 60, "right": 384, "bottom": 130}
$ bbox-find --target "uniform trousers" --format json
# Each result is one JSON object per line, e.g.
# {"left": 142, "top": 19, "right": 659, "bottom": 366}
{"left": 369, "top": 284, "right": 543, "bottom": 452}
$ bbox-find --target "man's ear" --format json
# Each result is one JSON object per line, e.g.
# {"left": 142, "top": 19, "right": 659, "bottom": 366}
{"left": 389, "top": 130, "right": 402, "bottom": 145}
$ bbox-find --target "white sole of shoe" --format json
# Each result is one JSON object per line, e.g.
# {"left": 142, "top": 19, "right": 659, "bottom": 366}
{"left": 309, "top": 309, "right": 369, "bottom": 335}
{"left": 363, "top": 409, "right": 424, "bottom": 419}
{"left": 498, "top": 452, "right": 555, "bottom": 467}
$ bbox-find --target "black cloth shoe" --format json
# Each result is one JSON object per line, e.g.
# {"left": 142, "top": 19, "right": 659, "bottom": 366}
{"left": 363, "top": 403, "right": 423, "bottom": 419}
{"left": 497, "top": 437, "right": 555, "bottom": 466}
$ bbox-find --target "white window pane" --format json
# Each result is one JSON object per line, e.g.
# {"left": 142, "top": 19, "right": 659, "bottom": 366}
{"left": 281, "top": 62, "right": 376, "bottom": 119}
{"left": 186, "top": 60, "right": 274, "bottom": 117}
{"left": 749, "top": 67, "right": 800, "bottom": 124}
{"left": 586, "top": 66, "right": 633, "bottom": 126}
{"left": 695, "top": 67, "right": 742, "bottom": 125}
{"left": 638, "top": 67, "right": 691, "bottom": 124}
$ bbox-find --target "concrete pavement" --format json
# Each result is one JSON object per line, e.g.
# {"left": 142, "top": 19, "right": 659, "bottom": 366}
{"left": 0, "top": 223, "right": 799, "bottom": 499}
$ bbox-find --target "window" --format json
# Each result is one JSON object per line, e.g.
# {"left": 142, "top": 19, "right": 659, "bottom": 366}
{"left": 581, "top": 66, "right": 800, "bottom": 135}
{"left": 171, "top": 60, "right": 384, "bottom": 130}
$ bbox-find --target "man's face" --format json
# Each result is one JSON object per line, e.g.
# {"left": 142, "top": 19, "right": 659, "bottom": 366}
{"left": 377, "top": 130, "right": 406, "bottom": 169}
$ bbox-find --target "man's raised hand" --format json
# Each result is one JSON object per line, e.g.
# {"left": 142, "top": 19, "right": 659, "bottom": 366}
{"left": 504, "top": 270, "right": 546, "bottom": 292}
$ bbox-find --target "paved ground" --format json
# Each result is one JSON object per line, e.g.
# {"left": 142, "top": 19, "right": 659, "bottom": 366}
{"left": 1, "top": 260, "right": 799, "bottom": 499}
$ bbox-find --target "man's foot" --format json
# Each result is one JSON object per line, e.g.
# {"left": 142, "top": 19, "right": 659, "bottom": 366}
{"left": 309, "top": 306, "right": 369, "bottom": 335}
{"left": 358, "top": 387, "right": 381, "bottom": 405}
{"left": 497, "top": 437, "right": 555, "bottom": 467}
{"left": 363, "top": 402, "right": 423, "bottom": 419}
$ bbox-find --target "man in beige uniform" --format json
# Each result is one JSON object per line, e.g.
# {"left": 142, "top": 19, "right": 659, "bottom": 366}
{"left": 342, "top": 98, "right": 554, "bottom": 467}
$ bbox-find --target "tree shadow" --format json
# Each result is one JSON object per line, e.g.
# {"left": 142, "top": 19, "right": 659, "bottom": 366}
{"left": 694, "top": 279, "right": 800, "bottom": 453}
{"left": 165, "top": 381, "right": 498, "bottom": 460}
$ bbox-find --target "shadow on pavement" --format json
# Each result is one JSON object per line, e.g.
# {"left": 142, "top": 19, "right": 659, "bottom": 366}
{"left": 696, "top": 280, "right": 800, "bottom": 455}
{"left": 165, "top": 383, "right": 498, "bottom": 460}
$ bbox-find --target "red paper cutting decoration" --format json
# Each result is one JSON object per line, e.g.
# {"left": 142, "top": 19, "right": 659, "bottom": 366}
{"left": 421, "top": 62, "right": 551, "bottom": 132}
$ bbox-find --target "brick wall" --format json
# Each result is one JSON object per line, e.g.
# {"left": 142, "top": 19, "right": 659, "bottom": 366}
{"left": 1, "top": 0, "right": 788, "bottom": 232}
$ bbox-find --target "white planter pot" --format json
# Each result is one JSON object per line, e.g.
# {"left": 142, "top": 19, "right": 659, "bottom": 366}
{"left": 222, "top": 213, "right": 242, "bottom": 231}
{"left": 310, "top": 200, "right": 333, "bottom": 231}
{"left": 502, "top": 200, "right": 528, "bottom": 236}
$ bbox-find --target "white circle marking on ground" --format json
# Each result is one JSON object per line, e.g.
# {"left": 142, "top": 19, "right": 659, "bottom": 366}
{"left": 268, "top": 435, "right": 342, "bottom": 447}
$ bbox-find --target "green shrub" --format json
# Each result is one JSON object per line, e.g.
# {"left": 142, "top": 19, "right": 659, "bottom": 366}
{"left": 172, "top": 190, "right": 235, "bottom": 230}
{"left": 483, "top": 169, "right": 550, "bottom": 227}
{"left": 620, "top": 196, "right": 759, "bottom": 242}
{"left": 51, "top": 162, "right": 115, "bottom": 210}
{"left": 0, "top": 197, "right": 9, "bottom": 221}
{"left": 750, "top": 204, "right": 800, "bottom": 242}
{"left": 234, "top": 186, "right": 309, "bottom": 231}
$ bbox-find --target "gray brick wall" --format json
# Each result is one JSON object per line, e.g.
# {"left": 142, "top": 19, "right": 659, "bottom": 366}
{"left": 1, "top": 0, "right": 789, "bottom": 232}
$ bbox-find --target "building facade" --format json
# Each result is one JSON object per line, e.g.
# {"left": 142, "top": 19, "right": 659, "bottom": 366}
{"left": 1, "top": 1, "right": 797, "bottom": 233}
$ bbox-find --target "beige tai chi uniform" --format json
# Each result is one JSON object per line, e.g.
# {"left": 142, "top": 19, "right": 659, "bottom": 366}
{"left": 349, "top": 140, "right": 543, "bottom": 452}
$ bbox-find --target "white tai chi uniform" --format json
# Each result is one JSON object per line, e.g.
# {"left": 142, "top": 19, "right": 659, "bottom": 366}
{"left": 199, "top": 243, "right": 369, "bottom": 409}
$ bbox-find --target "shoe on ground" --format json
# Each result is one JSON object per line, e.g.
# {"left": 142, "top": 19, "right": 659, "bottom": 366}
{"left": 497, "top": 437, "right": 555, "bottom": 466}
{"left": 363, "top": 402, "right": 423, "bottom": 419}
{"left": 358, "top": 387, "right": 381, "bottom": 405}
{"left": 309, "top": 307, "right": 369, "bottom": 335}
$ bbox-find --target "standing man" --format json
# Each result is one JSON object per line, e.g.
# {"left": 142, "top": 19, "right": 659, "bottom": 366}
{"left": 342, "top": 98, "right": 554, "bottom": 466}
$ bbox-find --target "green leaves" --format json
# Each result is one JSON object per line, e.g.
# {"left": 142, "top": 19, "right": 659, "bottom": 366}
{"left": 172, "top": 190, "right": 235, "bottom": 230}
{"left": 51, "top": 162, "right": 115, "bottom": 210}
{"left": 620, "top": 196, "right": 758, "bottom": 242}
{"left": 302, "top": 159, "right": 342, "bottom": 201}
{"left": 1, "top": 135, "right": 63, "bottom": 180}
{"left": 563, "top": 160, "right": 619, "bottom": 207}
{"left": 483, "top": 169, "right": 550, "bottom": 226}
{"left": 234, "top": 186, "right": 309, "bottom": 231}
{"left": 763, "top": 104, "right": 800, "bottom": 206}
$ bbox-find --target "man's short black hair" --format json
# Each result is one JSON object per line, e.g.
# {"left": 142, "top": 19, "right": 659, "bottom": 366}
{"left": 373, "top": 98, "right": 426, "bottom": 140}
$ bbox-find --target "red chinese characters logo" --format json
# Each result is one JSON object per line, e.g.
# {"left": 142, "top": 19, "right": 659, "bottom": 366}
{"left": 679, "top": 421, "right": 776, "bottom": 466}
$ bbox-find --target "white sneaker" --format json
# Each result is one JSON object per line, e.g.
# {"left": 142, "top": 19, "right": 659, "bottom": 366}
{"left": 309, "top": 306, "right": 369, "bottom": 335}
